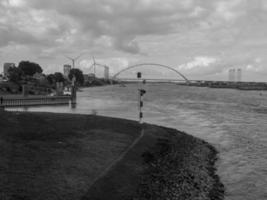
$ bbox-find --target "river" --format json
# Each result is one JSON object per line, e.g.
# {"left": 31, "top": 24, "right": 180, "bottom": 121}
{"left": 7, "top": 84, "right": 267, "bottom": 200}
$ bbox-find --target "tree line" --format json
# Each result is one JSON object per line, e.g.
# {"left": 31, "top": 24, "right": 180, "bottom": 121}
{"left": 8, "top": 61, "right": 84, "bottom": 85}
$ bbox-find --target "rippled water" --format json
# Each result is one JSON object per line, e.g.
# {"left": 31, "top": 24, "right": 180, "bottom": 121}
{"left": 8, "top": 84, "right": 267, "bottom": 200}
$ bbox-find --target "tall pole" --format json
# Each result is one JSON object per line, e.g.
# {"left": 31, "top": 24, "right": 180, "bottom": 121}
{"left": 93, "top": 56, "right": 96, "bottom": 75}
{"left": 137, "top": 72, "right": 146, "bottom": 124}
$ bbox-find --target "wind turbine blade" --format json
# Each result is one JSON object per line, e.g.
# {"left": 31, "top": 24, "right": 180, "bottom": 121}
{"left": 64, "top": 55, "right": 73, "bottom": 60}
{"left": 74, "top": 53, "right": 83, "bottom": 61}
{"left": 88, "top": 64, "right": 94, "bottom": 71}
{"left": 92, "top": 56, "right": 96, "bottom": 64}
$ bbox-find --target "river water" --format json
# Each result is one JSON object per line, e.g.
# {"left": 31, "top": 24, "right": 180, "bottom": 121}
{"left": 7, "top": 84, "right": 267, "bottom": 200}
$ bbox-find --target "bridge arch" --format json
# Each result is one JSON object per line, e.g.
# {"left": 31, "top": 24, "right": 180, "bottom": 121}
{"left": 112, "top": 63, "right": 189, "bottom": 82}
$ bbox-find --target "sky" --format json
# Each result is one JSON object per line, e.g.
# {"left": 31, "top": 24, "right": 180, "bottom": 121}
{"left": 0, "top": 0, "right": 267, "bottom": 81}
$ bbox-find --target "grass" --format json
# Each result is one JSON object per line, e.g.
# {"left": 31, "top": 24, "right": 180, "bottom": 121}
{"left": 0, "top": 112, "right": 140, "bottom": 200}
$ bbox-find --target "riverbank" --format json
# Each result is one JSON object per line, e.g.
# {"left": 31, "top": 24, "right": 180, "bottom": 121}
{"left": 184, "top": 80, "right": 267, "bottom": 90}
{"left": 0, "top": 111, "right": 224, "bottom": 200}
{"left": 84, "top": 125, "right": 224, "bottom": 200}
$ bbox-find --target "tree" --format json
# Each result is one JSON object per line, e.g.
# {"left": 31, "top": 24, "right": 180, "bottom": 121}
{"left": 8, "top": 67, "right": 23, "bottom": 83}
{"left": 18, "top": 61, "right": 43, "bottom": 76}
{"left": 54, "top": 72, "right": 65, "bottom": 82}
{"left": 47, "top": 74, "right": 55, "bottom": 85}
{"left": 68, "top": 68, "right": 84, "bottom": 85}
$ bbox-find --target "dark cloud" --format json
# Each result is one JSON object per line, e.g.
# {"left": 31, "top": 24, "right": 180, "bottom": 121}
{"left": 0, "top": 26, "right": 38, "bottom": 47}
{"left": 4, "top": 0, "right": 266, "bottom": 54}
{"left": 24, "top": 0, "right": 202, "bottom": 54}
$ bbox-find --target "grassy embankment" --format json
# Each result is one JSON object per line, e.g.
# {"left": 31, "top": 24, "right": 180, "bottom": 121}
{"left": 0, "top": 111, "right": 224, "bottom": 200}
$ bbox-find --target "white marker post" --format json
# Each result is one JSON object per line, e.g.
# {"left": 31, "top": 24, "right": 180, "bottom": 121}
{"left": 137, "top": 72, "right": 146, "bottom": 124}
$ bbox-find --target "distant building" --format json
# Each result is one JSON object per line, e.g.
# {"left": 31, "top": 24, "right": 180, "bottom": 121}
{"left": 63, "top": 64, "right": 71, "bottom": 78}
{"left": 83, "top": 73, "right": 96, "bottom": 84}
{"left": 83, "top": 74, "right": 89, "bottom": 83}
{"left": 237, "top": 68, "right": 242, "bottom": 82}
{"left": 232, "top": 69, "right": 236, "bottom": 82}
{"left": 3, "top": 63, "right": 15, "bottom": 77}
{"left": 88, "top": 73, "right": 96, "bottom": 81}
{"left": 228, "top": 68, "right": 242, "bottom": 82}
{"left": 104, "top": 66, "right": 109, "bottom": 81}
{"left": 228, "top": 68, "right": 236, "bottom": 82}
{"left": 228, "top": 69, "right": 232, "bottom": 81}
{"left": 89, "top": 73, "right": 95, "bottom": 77}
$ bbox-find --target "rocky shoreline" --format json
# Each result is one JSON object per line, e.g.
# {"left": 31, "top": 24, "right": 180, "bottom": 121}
{"left": 134, "top": 127, "right": 224, "bottom": 200}
{"left": 84, "top": 125, "right": 224, "bottom": 200}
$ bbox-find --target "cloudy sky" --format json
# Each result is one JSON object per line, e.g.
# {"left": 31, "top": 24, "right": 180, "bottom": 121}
{"left": 0, "top": 0, "right": 267, "bottom": 81}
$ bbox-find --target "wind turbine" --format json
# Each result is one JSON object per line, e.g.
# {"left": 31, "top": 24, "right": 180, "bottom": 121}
{"left": 92, "top": 56, "right": 96, "bottom": 75}
{"left": 88, "top": 57, "right": 110, "bottom": 80}
{"left": 65, "top": 53, "right": 83, "bottom": 69}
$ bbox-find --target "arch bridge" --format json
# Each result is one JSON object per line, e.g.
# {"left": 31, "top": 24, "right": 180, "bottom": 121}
{"left": 112, "top": 63, "right": 189, "bottom": 83}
